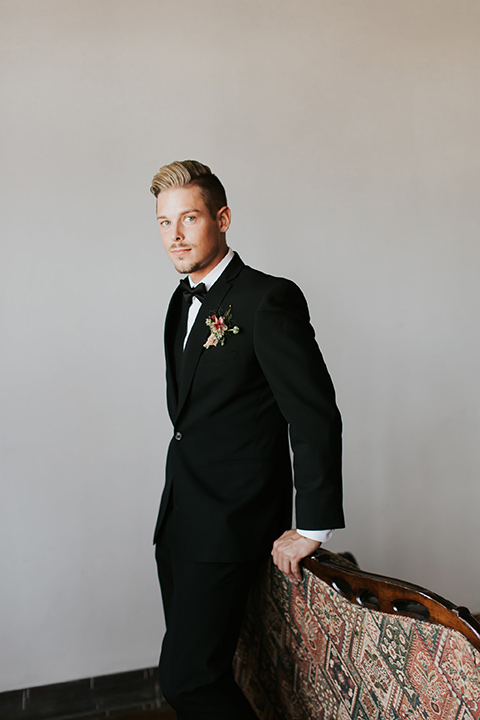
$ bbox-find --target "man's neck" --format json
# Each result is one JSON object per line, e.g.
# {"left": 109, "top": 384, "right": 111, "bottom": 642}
{"left": 189, "top": 248, "right": 235, "bottom": 291}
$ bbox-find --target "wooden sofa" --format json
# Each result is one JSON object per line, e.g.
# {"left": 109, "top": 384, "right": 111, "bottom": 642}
{"left": 234, "top": 550, "right": 480, "bottom": 720}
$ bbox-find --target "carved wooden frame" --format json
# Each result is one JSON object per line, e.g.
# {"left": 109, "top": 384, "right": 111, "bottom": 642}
{"left": 303, "top": 549, "right": 480, "bottom": 652}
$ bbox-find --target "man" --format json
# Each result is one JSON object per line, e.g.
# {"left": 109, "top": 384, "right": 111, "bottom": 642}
{"left": 150, "top": 160, "right": 344, "bottom": 720}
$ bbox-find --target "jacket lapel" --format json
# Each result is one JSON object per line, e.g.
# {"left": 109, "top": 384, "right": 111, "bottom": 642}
{"left": 174, "top": 253, "right": 244, "bottom": 424}
{"left": 164, "top": 286, "right": 183, "bottom": 421}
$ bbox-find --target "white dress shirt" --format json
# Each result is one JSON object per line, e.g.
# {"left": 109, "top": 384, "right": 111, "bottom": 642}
{"left": 183, "top": 248, "right": 333, "bottom": 545}
{"left": 183, "top": 248, "right": 235, "bottom": 348}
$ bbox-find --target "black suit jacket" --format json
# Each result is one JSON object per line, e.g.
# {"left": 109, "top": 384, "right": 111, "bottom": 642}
{"left": 154, "top": 253, "right": 344, "bottom": 562}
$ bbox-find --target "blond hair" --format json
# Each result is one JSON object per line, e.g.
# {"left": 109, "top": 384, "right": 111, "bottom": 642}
{"left": 150, "top": 160, "right": 227, "bottom": 218}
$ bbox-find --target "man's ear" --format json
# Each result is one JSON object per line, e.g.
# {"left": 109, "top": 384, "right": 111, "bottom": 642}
{"left": 217, "top": 206, "right": 231, "bottom": 233}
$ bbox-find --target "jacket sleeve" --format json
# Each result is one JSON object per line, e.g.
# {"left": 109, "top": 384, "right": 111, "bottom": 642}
{"left": 253, "top": 279, "right": 344, "bottom": 531}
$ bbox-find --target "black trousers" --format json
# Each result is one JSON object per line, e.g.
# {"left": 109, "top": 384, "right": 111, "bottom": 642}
{"left": 155, "top": 508, "right": 260, "bottom": 720}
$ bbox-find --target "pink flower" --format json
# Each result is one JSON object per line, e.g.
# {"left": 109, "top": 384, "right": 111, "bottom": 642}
{"left": 204, "top": 334, "right": 219, "bottom": 348}
{"left": 203, "top": 306, "right": 240, "bottom": 349}
{"left": 210, "top": 315, "right": 226, "bottom": 332}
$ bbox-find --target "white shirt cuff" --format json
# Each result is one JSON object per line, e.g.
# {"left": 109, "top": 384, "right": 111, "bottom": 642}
{"left": 297, "top": 528, "right": 334, "bottom": 543}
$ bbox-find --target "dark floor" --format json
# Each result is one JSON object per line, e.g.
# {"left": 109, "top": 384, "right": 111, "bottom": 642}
{"left": 0, "top": 666, "right": 178, "bottom": 720}
{"left": 99, "top": 709, "right": 176, "bottom": 719}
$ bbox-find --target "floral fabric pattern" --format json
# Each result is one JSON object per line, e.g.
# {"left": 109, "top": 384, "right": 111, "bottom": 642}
{"left": 234, "top": 561, "right": 480, "bottom": 720}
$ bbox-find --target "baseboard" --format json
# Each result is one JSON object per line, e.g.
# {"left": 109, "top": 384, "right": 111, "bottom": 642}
{"left": 0, "top": 667, "right": 165, "bottom": 720}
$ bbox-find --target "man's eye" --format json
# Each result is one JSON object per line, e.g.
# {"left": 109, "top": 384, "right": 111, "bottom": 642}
{"left": 184, "top": 216, "right": 196, "bottom": 223}
{"left": 160, "top": 220, "right": 171, "bottom": 227}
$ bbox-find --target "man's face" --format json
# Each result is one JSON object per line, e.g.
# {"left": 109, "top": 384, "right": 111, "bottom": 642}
{"left": 156, "top": 184, "right": 230, "bottom": 283}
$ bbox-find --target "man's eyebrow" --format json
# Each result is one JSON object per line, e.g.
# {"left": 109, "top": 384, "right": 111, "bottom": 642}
{"left": 156, "top": 208, "right": 201, "bottom": 220}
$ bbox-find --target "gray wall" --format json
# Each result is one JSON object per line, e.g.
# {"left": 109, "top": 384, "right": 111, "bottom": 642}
{"left": 1, "top": 0, "right": 479, "bottom": 692}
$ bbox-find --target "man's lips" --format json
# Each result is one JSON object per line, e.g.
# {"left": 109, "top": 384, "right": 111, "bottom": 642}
{"left": 171, "top": 247, "right": 191, "bottom": 255}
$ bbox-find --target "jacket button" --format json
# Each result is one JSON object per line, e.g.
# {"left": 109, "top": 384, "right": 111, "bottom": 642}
{"left": 174, "top": 432, "right": 183, "bottom": 441}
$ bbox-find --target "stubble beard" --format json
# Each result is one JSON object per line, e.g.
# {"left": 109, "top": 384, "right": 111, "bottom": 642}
{"left": 171, "top": 246, "right": 222, "bottom": 277}
{"left": 173, "top": 258, "right": 201, "bottom": 276}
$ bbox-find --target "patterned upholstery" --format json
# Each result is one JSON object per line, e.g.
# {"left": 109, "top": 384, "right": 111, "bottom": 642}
{"left": 234, "top": 558, "right": 480, "bottom": 720}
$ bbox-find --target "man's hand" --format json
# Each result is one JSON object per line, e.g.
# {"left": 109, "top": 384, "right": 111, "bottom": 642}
{"left": 271, "top": 530, "right": 321, "bottom": 584}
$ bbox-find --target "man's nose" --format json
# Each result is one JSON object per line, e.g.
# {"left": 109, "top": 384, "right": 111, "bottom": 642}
{"left": 172, "top": 221, "right": 184, "bottom": 241}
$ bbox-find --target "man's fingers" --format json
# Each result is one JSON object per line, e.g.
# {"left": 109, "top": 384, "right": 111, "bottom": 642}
{"left": 271, "top": 530, "right": 320, "bottom": 583}
{"left": 291, "top": 561, "right": 302, "bottom": 583}
{"left": 272, "top": 544, "right": 303, "bottom": 584}
{"left": 271, "top": 546, "right": 294, "bottom": 582}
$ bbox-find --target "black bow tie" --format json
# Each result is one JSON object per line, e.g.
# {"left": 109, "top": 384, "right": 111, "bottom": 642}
{"left": 179, "top": 278, "right": 207, "bottom": 305}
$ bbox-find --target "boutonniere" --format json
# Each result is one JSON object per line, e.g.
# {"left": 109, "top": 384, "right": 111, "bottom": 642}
{"left": 203, "top": 306, "right": 240, "bottom": 349}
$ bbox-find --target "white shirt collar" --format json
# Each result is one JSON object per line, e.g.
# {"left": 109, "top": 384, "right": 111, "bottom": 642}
{"left": 188, "top": 247, "right": 235, "bottom": 291}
